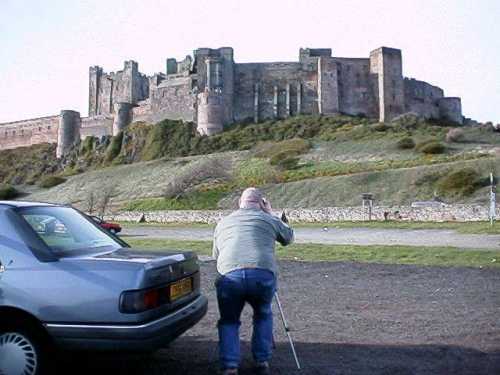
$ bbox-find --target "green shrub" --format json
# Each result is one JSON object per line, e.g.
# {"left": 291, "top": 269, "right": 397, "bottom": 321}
{"left": 38, "top": 175, "right": 67, "bottom": 188}
{"left": 0, "top": 184, "right": 20, "bottom": 199}
{"left": 372, "top": 123, "right": 389, "bottom": 132}
{"left": 417, "top": 141, "right": 446, "bottom": 154}
{"left": 396, "top": 137, "right": 416, "bottom": 150}
{"left": 255, "top": 138, "right": 311, "bottom": 159}
{"left": 269, "top": 152, "right": 288, "bottom": 165}
{"left": 437, "top": 168, "right": 481, "bottom": 196}
{"left": 275, "top": 157, "right": 300, "bottom": 171}
{"left": 81, "top": 136, "right": 97, "bottom": 154}
{"left": 414, "top": 172, "right": 442, "bottom": 186}
{"left": 105, "top": 132, "right": 124, "bottom": 162}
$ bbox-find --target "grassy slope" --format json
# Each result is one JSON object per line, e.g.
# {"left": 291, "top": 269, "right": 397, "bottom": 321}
{"left": 125, "top": 238, "right": 500, "bottom": 268}
{"left": 15, "top": 115, "right": 500, "bottom": 209}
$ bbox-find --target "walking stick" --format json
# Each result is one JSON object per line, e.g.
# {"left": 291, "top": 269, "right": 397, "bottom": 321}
{"left": 274, "top": 291, "right": 301, "bottom": 370}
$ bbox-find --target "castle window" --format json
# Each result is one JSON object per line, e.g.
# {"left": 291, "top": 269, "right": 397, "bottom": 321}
{"left": 38, "top": 127, "right": 42, "bottom": 131}
{"left": 12, "top": 131, "right": 15, "bottom": 135}
{"left": 47, "top": 126, "right": 51, "bottom": 130}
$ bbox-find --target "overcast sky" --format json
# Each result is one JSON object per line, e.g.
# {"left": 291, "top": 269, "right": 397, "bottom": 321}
{"left": 0, "top": 0, "right": 498, "bottom": 123}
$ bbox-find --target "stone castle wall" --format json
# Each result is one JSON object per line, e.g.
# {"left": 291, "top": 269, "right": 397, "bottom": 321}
{"left": 0, "top": 115, "right": 59, "bottom": 150}
{"left": 0, "top": 45, "right": 465, "bottom": 156}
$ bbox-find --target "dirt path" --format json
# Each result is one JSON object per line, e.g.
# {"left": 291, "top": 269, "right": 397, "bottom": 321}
{"left": 57, "top": 261, "right": 500, "bottom": 374}
{"left": 123, "top": 226, "right": 500, "bottom": 250}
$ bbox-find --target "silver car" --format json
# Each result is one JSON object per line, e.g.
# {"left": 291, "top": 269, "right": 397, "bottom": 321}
{"left": 0, "top": 201, "right": 208, "bottom": 375}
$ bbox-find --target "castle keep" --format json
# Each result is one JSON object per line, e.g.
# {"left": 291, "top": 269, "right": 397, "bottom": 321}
{"left": 0, "top": 46, "right": 463, "bottom": 157}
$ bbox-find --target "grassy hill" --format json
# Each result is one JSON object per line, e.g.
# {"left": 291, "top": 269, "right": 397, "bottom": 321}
{"left": 2, "top": 114, "right": 499, "bottom": 211}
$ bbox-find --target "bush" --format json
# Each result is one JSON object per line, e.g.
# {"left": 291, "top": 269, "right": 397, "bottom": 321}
{"left": 0, "top": 184, "right": 20, "bottom": 200}
{"left": 445, "top": 128, "right": 465, "bottom": 143}
{"left": 163, "top": 157, "right": 230, "bottom": 199}
{"left": 255, "top": 138, "right": 311, "bottom": 159}
{"left": 396, "top": 137, "right": 416, "bottom": 150}
{"left": 416, "top": 140, "right": 446, "bottom": 154}
{"left": 437, "top": 168, "right": 481, "bottom": 196}
{"left": 105, "top": 132, "right": 124, "bottom": 162}
{"left": 275, "top": 157, "right": 300, "bottom": 171}
{"left": 81, "top": 136, "right": 97, "bottom": 154}
{"left": 38, "top": 176, "right": 67, "bottom": 188}
{"left": 372, "top": 123, "right": 389, "bottom": 132}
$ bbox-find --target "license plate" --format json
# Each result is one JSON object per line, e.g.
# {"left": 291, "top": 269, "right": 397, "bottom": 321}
{"left": 170, "top": 277, "right": 193, "bottom": 301}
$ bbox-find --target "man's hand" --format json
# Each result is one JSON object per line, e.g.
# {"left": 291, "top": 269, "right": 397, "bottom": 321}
{"left": 260, "top": 198, "right": 273, "bottom": 214}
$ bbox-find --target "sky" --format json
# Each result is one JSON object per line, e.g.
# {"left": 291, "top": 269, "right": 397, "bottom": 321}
{"left": 0, "top": 0, "right": 499, "bottom": 123}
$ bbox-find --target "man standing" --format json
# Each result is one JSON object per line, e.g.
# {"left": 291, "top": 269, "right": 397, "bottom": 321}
{"left": 212, "top": 188, "right": 294, "bottom": 375}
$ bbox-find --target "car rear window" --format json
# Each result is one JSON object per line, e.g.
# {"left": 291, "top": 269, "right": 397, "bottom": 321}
{"left": 18, "top": 206, "right": 123, "bottom": 255}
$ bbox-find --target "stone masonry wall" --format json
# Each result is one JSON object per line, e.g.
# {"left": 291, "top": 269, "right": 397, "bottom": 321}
{"left": 404, "top": 78, "right": 444, "bottom": 119}
{"left": 233, "top": 62, "right": 318, "bottom": 122}
{"left": 0, "top": 116, "right": 59, "bottom": 150}
{"left": 335, "top": 58, "right": 378, "bottom": 117}
{"left": 109, "top": 205, "right": 499, "bottom": 224}
{"left": 80, "top": 116, "right": 113, "bottom": 138}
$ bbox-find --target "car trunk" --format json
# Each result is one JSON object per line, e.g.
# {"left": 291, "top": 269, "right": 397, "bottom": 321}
{"left": 50, "top": 248, "right": 202, "bottom": 324}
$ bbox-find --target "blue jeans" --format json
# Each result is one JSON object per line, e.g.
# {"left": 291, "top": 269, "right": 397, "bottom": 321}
{"left": 216, "top": 268, "right": 276, "bottom": 369}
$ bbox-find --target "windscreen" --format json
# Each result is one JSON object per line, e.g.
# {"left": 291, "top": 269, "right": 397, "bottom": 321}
{"left": 18, "top": 206, "right": 123, "bottom": 255}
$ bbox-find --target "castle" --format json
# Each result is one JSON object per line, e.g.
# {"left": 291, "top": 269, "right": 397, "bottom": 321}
{"left": 0, "top": 46, "right": 463, "bottom": 157}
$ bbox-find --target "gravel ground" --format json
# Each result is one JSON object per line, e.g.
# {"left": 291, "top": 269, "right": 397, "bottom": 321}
{"left": 55, "top": 260, "right": 500, "bottom": 375}
{"left": 122, "top": 226, "right": 500, "bottom": 250}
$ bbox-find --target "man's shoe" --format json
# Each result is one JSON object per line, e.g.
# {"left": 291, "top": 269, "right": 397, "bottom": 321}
{"left": 255, "top": 361, "right": 270, "bottom": 375}
{"left": 222, "top": 368, "right": 238, "bottom": 375}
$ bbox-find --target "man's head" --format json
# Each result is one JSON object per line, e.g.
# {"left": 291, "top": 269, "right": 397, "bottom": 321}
{"left": 239, "top": 187, "right": 263, "bottom": 210}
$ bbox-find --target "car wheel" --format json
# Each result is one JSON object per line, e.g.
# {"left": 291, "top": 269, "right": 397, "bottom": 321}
{"left": 0, "top": 329, "right": 44, "bottom": 375}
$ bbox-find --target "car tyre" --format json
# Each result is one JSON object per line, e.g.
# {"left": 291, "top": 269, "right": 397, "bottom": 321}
{"left": 0, "top": 325, "right": 47, "bottom": 375}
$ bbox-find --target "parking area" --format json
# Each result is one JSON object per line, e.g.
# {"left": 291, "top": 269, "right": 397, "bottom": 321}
{"left": 54, "top": 260, "right": 500, "bottom": 374}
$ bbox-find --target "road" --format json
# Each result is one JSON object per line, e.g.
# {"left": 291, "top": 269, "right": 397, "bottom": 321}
{"left": 122, "top": 225, "right": 500, "bottom": 250}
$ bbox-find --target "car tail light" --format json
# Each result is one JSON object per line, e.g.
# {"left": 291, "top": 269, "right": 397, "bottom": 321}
{"left": 120, "top": 286, "right": 170, "bottom": 313}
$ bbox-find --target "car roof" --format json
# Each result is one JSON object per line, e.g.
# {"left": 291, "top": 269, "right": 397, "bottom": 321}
{"left": 0, "top": 200, "right": 59, "bottom": 208}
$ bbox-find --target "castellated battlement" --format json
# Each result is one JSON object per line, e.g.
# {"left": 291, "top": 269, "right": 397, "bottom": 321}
{"left": 0, "top": 46, "right": 464, "bottom": 157}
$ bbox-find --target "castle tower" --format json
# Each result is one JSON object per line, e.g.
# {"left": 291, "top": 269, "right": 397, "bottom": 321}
{"left": 317, "top": 56, "right": 339, "bottom": 115}
{"left": 197, "top": 57, "right": 224, "bottom": 135}
{"left": 197, "top": 89, "right": 224, "bottom": 136}
{"left": 370, "top": 47, "right": 405, "bottom": 122}
{"left": 88, "top": 66, "right": 103, "bottom": 116}
{"left": 112, "top": 102, "right": 135, "bottom": 136}
{"left": 438, "top": 97, "right": 463, "bottom": 124}
{"left": 195, "top": 48, "right": 234, "bottom": 135}
{"left": 56, "top": 110, "right": 81, "bottom": 158}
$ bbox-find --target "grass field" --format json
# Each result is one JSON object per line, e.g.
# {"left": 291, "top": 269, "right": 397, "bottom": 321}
{"left": 125, "top": 238, "right": 500, "bottom": 268}
{"left": 119, "top": 220, "right": 500, "bottom": 234}
{"left": 295, "top": 220, "right": 500, "bottom": 234}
